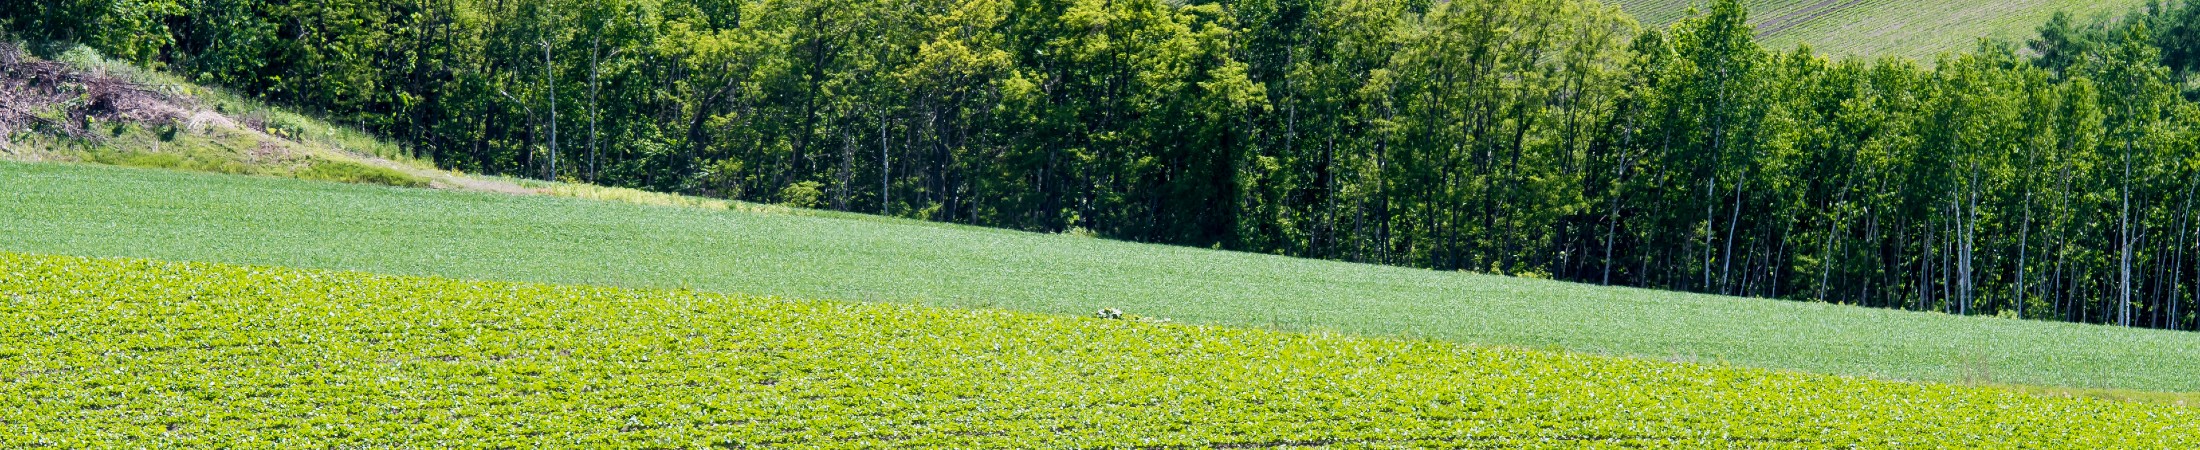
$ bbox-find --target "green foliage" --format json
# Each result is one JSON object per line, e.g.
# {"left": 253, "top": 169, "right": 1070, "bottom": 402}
{"left": 2, "top": 252, "right": 2195, "bottom": 446}
{"left": 1560, "top": 0, "right": 2200, "bottom": 332}
{"left": 778, "top": 180, "right": 823, "bottom": 208}
{"left": 296, "top": 160, "right": 430, "bottom": 188}
{"left": 89, "top": 150, "right": 187, "bottom": 169}
{"left": 71, "top": 140, "right": 427, "bottom": 188}
{"left": 11, "top": 161, "right": 2200, "bottom": 394}
{"left": 0, "top": 0, "right": 181, "bottom": 65}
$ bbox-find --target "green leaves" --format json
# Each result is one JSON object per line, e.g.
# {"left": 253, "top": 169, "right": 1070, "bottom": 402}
{"left": 2, "top": 252, "right": 2195, "bottom": 446}
{"left": 0, "top": 0, "right": 182, "bottom": 65}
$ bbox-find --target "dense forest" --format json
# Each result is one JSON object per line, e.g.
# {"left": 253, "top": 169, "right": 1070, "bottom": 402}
{"left": 7, "top": 0, "right": 2200, "bottom": 330}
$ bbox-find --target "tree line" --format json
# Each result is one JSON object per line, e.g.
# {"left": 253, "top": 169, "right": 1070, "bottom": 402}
{"left": 7, "top": 0, "right": 2200, "bottom": 329}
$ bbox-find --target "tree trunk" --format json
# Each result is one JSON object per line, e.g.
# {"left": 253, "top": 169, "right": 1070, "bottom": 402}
{"left": 1602, "top": 151, "right": 1628, "bottom": 285}
{"left": 2016, "top": 191, "right": 2032, "bottom": 319}
{"left": 543, "top": 39, "right": 558, "bottom": 181}
{"left": 1722, "top": 164, "right": 1746, "bottom": 294}
{"left": 2120, "top": 139, "right": 2134, "bottom": 327}
{"left": 1704, "top": 172, "right": 1719, "bottom": 292}
{"left": 871, "top": 109, "right": 880, "bottom": 214}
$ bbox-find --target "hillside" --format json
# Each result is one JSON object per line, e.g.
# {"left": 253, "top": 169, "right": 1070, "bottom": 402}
{"left": 0, "top": 43, "right": 550, "bottom": 195}
{"left": 1609, "top": 0, "right": 2152, "bottom": 58}
{"left": 6, "top": 1, "right": 2200, "bottom": 444}
{"left": 13, "top": 0, "right": 2200, "bottom": 337}
{"left": 9, "top": 161, "right": 2200, "bottom": 395}
{"left": 5, "top": 252, "right": 2194, "bottom": 446}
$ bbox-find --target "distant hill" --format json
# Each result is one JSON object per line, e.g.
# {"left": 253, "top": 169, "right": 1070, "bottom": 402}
{"left": 1609, "top": 0, "right": 2152, "bottom": 59}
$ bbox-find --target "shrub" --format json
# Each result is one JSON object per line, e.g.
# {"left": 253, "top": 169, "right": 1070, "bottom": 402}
{"left": 778, "top": 181, "right": 823, "bottom": 209}
{"left": 296, "top": 160, "right": 429, "bottom": 188}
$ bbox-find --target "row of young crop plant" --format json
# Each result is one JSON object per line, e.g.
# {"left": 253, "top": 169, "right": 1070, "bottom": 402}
{"left": 1622, "top": 0, "right": 2150, "bottom": 59}
{"left": 1615, "top": 0, "right": 1845, "bottom": 28}
{"left": 1, "top": 252, "right": 2195, "bottom": 447}
{"left": 1810, "top": 0, "right": 2151, "bottom": 58}
{"left": 1756, "top": 0, "right": 2000, "bottom": 55}
{"left": 1758, "top": 0, "right": 1920, "bottom": 54}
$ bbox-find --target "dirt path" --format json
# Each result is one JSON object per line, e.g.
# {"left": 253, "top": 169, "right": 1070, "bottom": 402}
{"left": 350, "top": 154, "right": 540, "bottom": 195}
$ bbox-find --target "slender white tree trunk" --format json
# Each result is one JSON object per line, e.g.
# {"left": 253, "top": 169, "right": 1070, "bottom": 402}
{"left": 2120, "top": 140, "right": 2133, "bottom": 327}
{"left": 542, "top": 39, "right": 558, "bottom": 181}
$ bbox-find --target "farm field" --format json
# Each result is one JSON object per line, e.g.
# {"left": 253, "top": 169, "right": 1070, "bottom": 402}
{"left": 8, "top": 162, "right": 2200, "bottom": 394}
{"left": 3, "top": 252, "right": 2195, "bottom": 447}
{"left": 1608, "top": 0, "right": 2151, "bottom": 59}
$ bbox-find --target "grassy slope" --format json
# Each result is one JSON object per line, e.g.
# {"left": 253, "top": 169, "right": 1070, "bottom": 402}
{"left": 6, "top": 161, "right": 2200, "bottom": 393}
{"left": 1608, "top": 0, "right": 2150, "bottom": 59}
{"left": 2, "top": 45, "right": 449, "bottom": 190}
{"left": 4, "top": 253, "right": 2193, "bottom": 447}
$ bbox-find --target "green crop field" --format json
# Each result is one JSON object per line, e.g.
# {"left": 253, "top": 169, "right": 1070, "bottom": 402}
{"left": 8, "top": 161, "right": 2200, "bottom": 394}
{"left": 3, "top": 252, "right": 2194, "bottom": 447}
{"left": 1609, "top": 0, "right": 2151, "bottom": 59}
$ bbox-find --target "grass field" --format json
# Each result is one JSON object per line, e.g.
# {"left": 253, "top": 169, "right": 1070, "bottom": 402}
{"left": 4, "top": 252, "right": 2194, "bottom": 447}
{"left": 1608, "top": 0, "right": 2151, "bottom": 60}
{"left": 8, "top": 161, "right": 2200, "bottom": 394}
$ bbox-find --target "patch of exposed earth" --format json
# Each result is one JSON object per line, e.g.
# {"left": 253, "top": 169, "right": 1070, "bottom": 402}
{"left": 0, "top": 42, "right": 538, "bottom": 197}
